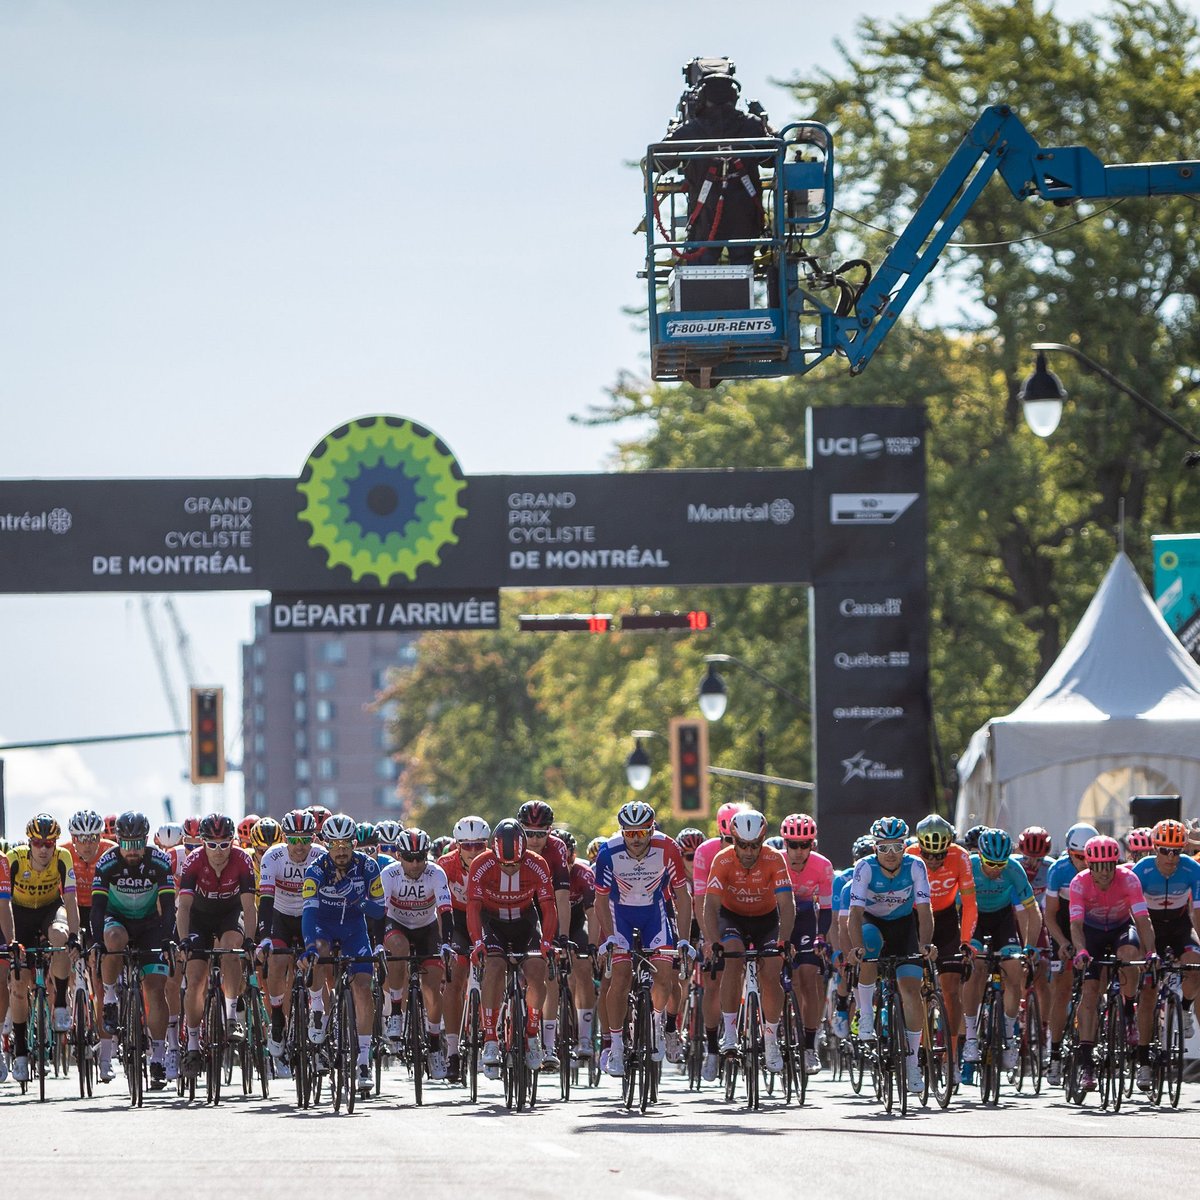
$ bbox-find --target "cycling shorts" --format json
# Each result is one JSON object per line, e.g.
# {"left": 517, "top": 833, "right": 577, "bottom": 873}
{"left": 103, "top": 914, "right": 168, "bottom": 976}
{"left": 567, "top": 907, "right": 590, "bottom": 957}
{"left": 482, "top": 912, "right": 541, "bottom": 958}
{"left": 1080, "top": 924, "right": 1135, "bottom": 980}
{"left": 385, "top": 918, "right": 442, "bottom": 962}
{"left": 862, "top": 912, "right": 922, "bottom": 980}
{"left": 717, "top": 905, "right": 779, "bottom": 951}
{"left": 970, "top": 906, "right": 1022, "bottom": 958}
{"left": 13, "top": 902, "right": 63, "bottom": 949}
{"left": 308, "top": 923, "right": 374, "bottom": 976}
{"left": 448, "top": 910, "right": 471, "bottom": 958}
{"left": 612, "top": 897, "right": 676, "bottom": 958}
{"left": 789, "top": 906, "right": 822, "bottom": 968}
{"left": 187, "top": 905, "right": 243, "bottom": 958}
{"left": 932, "top": 905, "right": 964, "bottom": 974}
{"left": 1142, "top": 911, "right": 1200, "bottom": 959}
{"left": 269, "top": 910, "right": 305, "bottom": 953}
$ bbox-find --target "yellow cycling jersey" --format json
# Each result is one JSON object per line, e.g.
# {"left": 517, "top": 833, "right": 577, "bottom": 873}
{"left": 6, "top": 846, "right": 76, "bottom": 909}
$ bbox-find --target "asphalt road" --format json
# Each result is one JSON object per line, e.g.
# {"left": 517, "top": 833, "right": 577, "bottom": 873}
{"left": 4, "top": 1059, "right": 1196, "bottom": 1197}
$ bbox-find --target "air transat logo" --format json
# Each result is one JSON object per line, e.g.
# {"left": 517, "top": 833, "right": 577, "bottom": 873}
{"left": 297, "top": 416, "right": 468, "bottom": 585}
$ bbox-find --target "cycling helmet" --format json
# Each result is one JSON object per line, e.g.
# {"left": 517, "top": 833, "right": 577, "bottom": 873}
{"left": 554, "top": 828, "right": 578, "bottom": 853}
{"left": 852, "top": 835, "right": 876, "bottom": 861}
{"left": 321, "top": 814, "right": 357, "bottom": 843}
{"left": 103, "top": 814, "right": 118, "bottom": 838}
{"left": 199, "top": 813, "right": 235, "bottom": 841}
{"left": 617, "top": 801, "right": 656, "bottom": 831}
{"left": 114, "top": 811, "right": 150, "bottom": 843}
{"left": 375, "top": 818, "right": 404, "bottom": 847}
{"left": 717, "top": 801, "right": 748, "bottom": 838}
{"left": 430, "top": 836, "right": 454, "bottom": 859}
{"left": 765, "top": 835, "right": 785, "bottom": 851}
{"left": 493, "top": 818, "right": 527, "bottom": 864}
{"left": 1152, "top": 819, "right": 1188, "bottom": 849}
{"left": 236, "top": 814, "right": 257, "bottom": 843}
{"left": 1084, "top": 834, "right": 1120, "bottom": 864}
{"left": 915, "top": 814, "right": 954, "bottom": 854}
{"left": 182, "top": 816, "right": 202, "bottom": 841}
{"left": 516, "top": 800, "right": 555, "bottom": 830}
{"left": 155, "top": 823, "right": 184, "bottom": 849}
{"left": 976, "top": 828, "right": 1013, "bottom": 863}
{"left": 870, "top": 816, "right": 908, "bottom": 843}
{"left": 1126, "top": 827, "right": 1154, "bottom": 855}
{"left": 730, "top": 810, "right": 768, "bottom": 843}
{"left": 26, "top": 813, "right": 61, "bottom": 841}
{"left": 355, "top": 821, "right": 379, "bottom": 847}
{"left": 452, "top": 815, "right": 490, "bottom": 843}
{"left": 69, "top": 810, "right": 105, "bottom": 838}
{"left": 587, "top": 836, "right": 605, "bottom": 863}
{"left": 1065, "top": 822, "right": 1100, "bottom": 854}
{"left": 251, "top": 817, "right": 283, "bottom": 850}
{"left": 1017, "top": 826, "right": 1052, "bottom": 857}
{"left": 397, "top": 828, "right": 430, "bottom": 858}
{"left": 307, "top": 804, "right": 333, "bottom": 831}
{"left": 281, "top": 808, "right": 317, "bottom": 838}
{"left": 676, "top": 828, "right": 705, "bottom": 852}
{"left": 780, "top": 814, "right": 817, "bottom": 841}
{"left": 962, "top": 824, "right": 986, "bottom": 852}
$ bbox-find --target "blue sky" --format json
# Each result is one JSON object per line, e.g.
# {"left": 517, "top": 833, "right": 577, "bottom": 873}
{"left": 0, "top": 0, "right": 1158, "bottom": 834}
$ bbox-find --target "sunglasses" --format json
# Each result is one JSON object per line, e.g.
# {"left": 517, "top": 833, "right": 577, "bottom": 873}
{"left": 459, "top": 840, "right": 487, "bottom": 850}
{"left": 75, "top": 835, "right": 100, "bottom": 844}
{"left": 204, "top": 840, "right": 232, "bottom": 850}
{"left": 400, "top": 851, "right": 426, "bottom": 862}
{"left": 682, "top": 853, "right": 696, "bottom": 862}
{"left": 924, "top": 850, "right": 948, "bottom": 862}
{"left": 1157, "top": 847, "right": 1183, "bottom": 857}
{"left": 733, "top": 838, "right": 761, "bottom": 851}
{"left": 326, "top": 839, "right": 354, "bottom": 850}
{"left": 523, "top": 830, "right": 549, "bottom": 838}
{"left": 876, "top": 841, "right": 905, "bottom": 853}
{"left": 981, "top": 857, "right": 1008, "bottom": 869}
{"left": 286, "top": 835, "right": 313, "bottom": 846}
{"left": 119, "top": 839, "right": 146, "bottom": 851}
{"left": 623, "top": 829, "right": 652, "bottom": 840}
{"left": 29, "top": 838, "right": 57, "bottom": 849}
{"left": 785, "top": 839, "right": 814, "bottom": 850}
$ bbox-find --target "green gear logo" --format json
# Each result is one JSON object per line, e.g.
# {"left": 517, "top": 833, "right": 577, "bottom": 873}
{"left": 297, "top": 416, "right": 468, "bottom": 584}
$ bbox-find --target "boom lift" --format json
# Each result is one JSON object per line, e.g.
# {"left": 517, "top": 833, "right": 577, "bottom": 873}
{"left": 644, "top": 101, "right": 1200, "bottom": 387}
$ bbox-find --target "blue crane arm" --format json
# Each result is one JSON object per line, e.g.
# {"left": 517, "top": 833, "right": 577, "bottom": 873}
{"left": 834, "top": 104, "right": 1200, "bottom": 373}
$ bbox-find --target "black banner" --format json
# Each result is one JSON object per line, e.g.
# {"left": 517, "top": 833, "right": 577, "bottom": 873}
{"left": 270, "top": 591, "right": 501, "bottom": 633}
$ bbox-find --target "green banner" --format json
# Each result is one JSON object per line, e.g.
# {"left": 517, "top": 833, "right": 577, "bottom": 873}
{"left": 1153, "top": 533, "right": 1200, "bottom": 660}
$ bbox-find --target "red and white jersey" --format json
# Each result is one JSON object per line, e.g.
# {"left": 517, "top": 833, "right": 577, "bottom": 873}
{"left": 466, "top": 850, "right": 556, "bottom": 937}
{"left": 168, "top": 844, "right": 189, "bottom": 891}
{"left": 381, "top": 860, "right": 452, "bottom": 929}
{"left": 258, "top": 842, "right": 322, "bottom": 918}
{"left": 437, "top": 850, "right": 470, "bottom": 912}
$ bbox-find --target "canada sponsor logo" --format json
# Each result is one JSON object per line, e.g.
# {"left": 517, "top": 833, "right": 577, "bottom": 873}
{"left": 829, "top": 493, "right": 918, "bottom": 525}
{"left": 665, "top": 316, "right": 779, "bottom": 337}
{"left": 0, "top": 508, "right": 72, "bottom": 534}
{"left": 832, "top": 706, "right": 905, "bottom": 720}
{"left": 834, "top": 651, "right": 910, "bottom": 669}
{"left": 841, "top": 750, "right": 905, "bottom": 784}
{"left": 814, "top": 433, "right": 921, "bottom": 458}
{"left": 686, "top": 499, "right": 795, "bottom": 525}
{"left": 838, "top": 597, "right": 902, "bottom": 617}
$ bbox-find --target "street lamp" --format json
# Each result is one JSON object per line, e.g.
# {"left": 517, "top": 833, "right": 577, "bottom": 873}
{"left": 625, "top": 729, "right": 658, "bottom": 791}
{"left": 698, "top": 663, "right": 728, "bottom": 721}
{"left": 1020, "top": 342, "right": 1200, "bottom": 453}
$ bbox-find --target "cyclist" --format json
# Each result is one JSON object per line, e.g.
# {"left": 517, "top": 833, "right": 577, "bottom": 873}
{"left": 664, "top": 827, "right": 705, "bottom": 1065}
{"left": 1043, "top": 821, "right": 1098, "bottom": 1085}
{"left": 960, "top": 828, "right": 1041, "bottom": 1070}
{"left": 703, "top": 809, "right": 793, "bottom": 1074}
{"left": 176, "top": 813, "right": 258, "bottom": 1078}
{"left": 1068, "top": 834, "right": 1155, "bottom": 1093}
{"left": 430, "top": 836, "right": 455, "bottom": 860}
{"left": 692, "top": 800, "right": 749, "bottom": 1080}
{"left": 181, "top": 817, "right": 203, "bottom": 851}
{"left": 355, "top": 821, "right": 382, "bottom": 863}
{"left": 594, "top": 801, "right": 692, "bottom": 1078}
{"left": 90, "top": 811, "right": 176, "bottom": 1088}
{"left": 780, "top": 813, "right": 833, "bottom": 1073}
{"left": 467, "top": 818, "right": 558, "bottom": 1072}
{"left": 1013, "top": 825, "right": 1055, "bottom": 1064}
{"left": 437, "top": 815, "right": 491, "bottom": 1083}
{"left": 103, "top": 815, "right": 119, "bottom": 841}
{"left": 376, "top": 819, "right": 404, "bottom": 860}
{"left": 6, "top": 814, "right": 81, "bottom": 1084}
{"left": 237, "top": 815, "right": 258, "bottom": 852}
{"left": 1124, "top": 827, "right": 1154, "bottom": 864}
{"left": 380, "top": 827, "right": 454, "bottom": 1080}
{"left": 153, "top": 822, "right": 188, "bottom": 1075}
{"left": 558, "top": 828, "right": 599, "bottom": 1065}
{"left": 847, "top": 816, "right": 935, "bottom": 1095}
{"left": 587, "top": 837, "right": 605, "bottom": 865}
{"left": 258, "top": 808, "right": 322, "bottom": 1078}
{"left": 829, "top": 834, "right": 875, "bottom": 1040}
{"left": 515, "top": 801, "right": 572, "bottom": 1072}
{"left": 1132, "top": 818, "right": 1200, "bottom": 1089}
{"left": 906, "top": 814, "right": 974, "bottom": 1078}
{"left": 300, "top": 812, "right": 386, "bottom": 1096}
{"left": 306, "top": 805, "right": 333, "bottom": 840}
{"left": 66, "top": 809, "right": 115, "bottom": 945}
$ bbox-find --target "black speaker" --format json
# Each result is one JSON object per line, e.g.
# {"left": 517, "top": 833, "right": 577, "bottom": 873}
{"left": 1129, "top": 794, "right": 1181, "bottom": 825}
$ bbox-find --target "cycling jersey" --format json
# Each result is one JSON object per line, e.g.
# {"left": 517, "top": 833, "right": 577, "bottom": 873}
{"left": 705, "top": 845, "right": 791, "bottom": 918}
{"left": 466, "top": 851, "right": 557, "bottom": 941}
{"left": 301, "top": 849, "right": 385, "bottom": 942}
{"left": 691, "top": 836, "right": 726, "bottom": 900}
{"left": 593, "top": 832, "right": 687, "bottom": 909}
{"left": 1046, "top": 853, "right": 1083, "bottom": 900}
{"left": 848, "top": 854, "right": 930, "bottom": 921}
{"left": 380, "top": 860, "right": 453, "bottom": 930}
{"left": 569, "top": 861, "right": 596, "bottom": 911}
{"left": 67, "top": 839, "right": 116, "bottom": 908}
{"left": 6, "top": 846, "right": 76, "bottom": 909}
{"left": 970, "top": 854, "right": 1037, "bottom": 913}
{"left": 1132, "top": 855, "right": 1200, "bottom": 916}
{"left": 89, "top": 847, "right": 176, "bottom": 935}
{"left": 258, "top": 842, "right": 322, "bottom": 919}
{"left": 831, "top": 867, "right": 854, "bottom": 916}
{"left": 1013, "top": 852, "right": 1056, "bottom": 906}
{"left": 437, "top": 850, "right": 471, "bottom": 912}
{"left": 786, "top": 850, "right": 834, "bottom": 909}
{"left": 1068, "top": 866, "right": 1148, "bottom": 931}
{"left": 0, "top": 854, "right": 10, "bottom": 900}
{"left": 532, "top": 833, "right": 572, "bottom": 891}
{"left": 179, "top": 847, "right": 256, "bottom": 912}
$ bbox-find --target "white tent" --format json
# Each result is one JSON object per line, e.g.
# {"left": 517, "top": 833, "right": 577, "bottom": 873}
{"left": 955, "top": 552, "right": 1200, "bottom": 837}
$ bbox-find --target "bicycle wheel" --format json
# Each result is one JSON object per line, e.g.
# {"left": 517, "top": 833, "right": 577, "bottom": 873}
{"left": 638, "top": 991, "right": 655, "bottom": 1113}
{"left": 74, "top": 985, "right": 94, "bottom": 1099}
{"left": 34, "top": 985, "right": 49, "bottom": 1103}
{"left": 1023, "top": 988, "right": 1043, "bottom": 1095}
{"left": 409, "top": 983, "right": 426, "bottom": 1107}
{"left": 889, "top": 989, "right": 908, "bottom": 1116}
{"left": 559, "top": 996, "right": 576, "bottom": 1102}
{"left": 988, "top": 990, "right": 1005, "bottom": 1106}
{"left": 341, "top": 984, "right": 359, "bottom": 1114}
{"left": 514, "top": 991, "right": 530, "bottom": 1112}
{"left": 1164, "top": 990, "right": 1185, "bottom": 1108}
{"left": 879, "top": 998, "right": 895, "bottom": 1114}
{"left": 204, "top": 986, "right": 224, "bottom": 1106}
{"left": 848, "top": 1033, "right": 865, "bottom": 1094}
{"left": 1108, "top": 993, "right": 1125, "bottom": 1113}
{"left": 925, "top": 990, "right": 952, "bottom": 1109}
{"left": 123, "top": 983, "right": 144, "bottom": 1108}
{"left": 291, "top": 983, "right": 310, "bottom": 1109}
{"left": 501, "top": 1001, "right": 516, "bottom": 1110}
{"left": 249, "top": 987, "right": 271, "bottom": 1099}
{"left": 790, "top": 993, "right": 808, "bottom": 1106}
{"left": 465, "top": 989, "right": 481, "bottom": 1104}
{"left": 743, "top": 992, "right": 760, "bottom": 1110}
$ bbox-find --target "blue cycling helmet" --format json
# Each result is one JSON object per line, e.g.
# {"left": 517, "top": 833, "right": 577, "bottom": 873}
{"left": 977, "top": 828, "right": 1013, "bottom": 863}
{"left": 870, "top": 816, "right": 908, "bottom": 842}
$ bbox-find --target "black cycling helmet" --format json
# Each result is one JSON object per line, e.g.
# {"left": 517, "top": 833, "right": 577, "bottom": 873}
{"left": 493, "top": 818, "right": 527, "bottom": 864}
{"left": 199, "top": 813, "right": 236, "bottom": 842}
{"left": 116, "top": 811, "right": 151, "bottom": 842}
{"left": 516, "top": 801, "right": 554, "bottom": 831}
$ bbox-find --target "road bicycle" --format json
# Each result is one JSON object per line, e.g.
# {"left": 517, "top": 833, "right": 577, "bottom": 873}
{"left": 70, "top": 954, "right": 100, "bottom": 1099}
{"left": 11, "top": 944, "right": 63, "bottom": 1101}
{"left": 311, "top": 946, "right": 379, "bottom": 1114}
{"left": 871, "top": 954, "right": 927, "bottom": 1117}
{"left": 551, "top": 945, "right": 577, "bottom": 1101}
{"left": 1012, "top": 950, "right": 1044, "bottom": 1096}
{"left": 460, "top": 956, "right": 484, "bottom": 1103}
{"left": 496, "top": 950, "right": 539, "bottom": 1111}
{"left": 1145, "top": 957, "right": 1200, "bottom": 1107}
{"left": 918, "top": 958, "right": 953, "bottom": 1109}
{"left": 777, "top": 954, "right": 808, "bottom": 1105}
{"left": 717, "top": 945, "right": 783, "bottom": 1111}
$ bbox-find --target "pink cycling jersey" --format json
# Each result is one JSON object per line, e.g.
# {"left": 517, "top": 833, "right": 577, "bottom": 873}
{"left": 691, "top": 836, "right": 725, "bottom": 900}
{"left": 1068, "top": 865, "right": 1148, "bottom": 930}
{"left": 787, "top": 851, "right": 834, "bottom": 910}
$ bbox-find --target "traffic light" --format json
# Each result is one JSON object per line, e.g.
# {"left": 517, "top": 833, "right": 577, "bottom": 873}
{"left": 669, "top": 716, "right": 709, "bottom": 820}
{"left": 190, "top": 687, "right": 226, "bottom": 784}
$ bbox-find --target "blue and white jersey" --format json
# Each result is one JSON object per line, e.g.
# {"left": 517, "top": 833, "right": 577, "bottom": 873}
{"left": 831, "top": 867, "right": 855, "bottom": 917}
{"left": 301, "top": 849, "right": 384, "bottom": 944}
{"left": 1133, "top": 855, "right": 1200, "bottom": 916}
{"left": 593, "top": 832, "right": 686, "bottom": 911}
{"left": 1046, "top": 853, "right": 1082, "bottom": 902}
{"left": 848, "top": 854, "right": 930, "bottom": 922}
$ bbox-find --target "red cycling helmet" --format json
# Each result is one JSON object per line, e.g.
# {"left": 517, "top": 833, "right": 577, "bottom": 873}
{"left": 1126, "top": 827, "right": 1154, "bottom": 854}
{"left": 717, "top": 802, "right": 748, "bottom": 838}
{"left": 182, "top": 817, "right": 202, "bottom": 841}
{"left": 103, "top": 814, "right": 119, "bottom": 839}
{"left": 780, "top": 813, "right": 817, "bottom": 841}
{"left": 1084, "top": 835, "right": 1121, "bottom": 864}
{"left": 676, "top": 828, "right": 705, "bottom": 852}
{"left": 1017, "top": 826, "right": 1052, "bottom": 858}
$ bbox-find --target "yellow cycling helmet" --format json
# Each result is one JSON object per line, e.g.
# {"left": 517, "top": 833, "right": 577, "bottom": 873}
{"left": 250, "top": 816, "right": 283, "bottom": 850}
{"left": 915, "top": 814, "right": 954, "bottom": 854}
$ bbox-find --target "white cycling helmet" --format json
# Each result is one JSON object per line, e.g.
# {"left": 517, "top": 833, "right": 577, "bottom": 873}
{"left": 155, "top": 823, "right": 184, "bottom": 849}
{"left": 68, "top": 810, "right": 105, "bottom": 838}
{"left": 1065, "top": 822, "right": 1100, "bottom": 854}
{"left": 452, "top": 815, "right": 491, "bottom": 842}
{"left": 730, "top": 810, "right": 768, "bottom": 843}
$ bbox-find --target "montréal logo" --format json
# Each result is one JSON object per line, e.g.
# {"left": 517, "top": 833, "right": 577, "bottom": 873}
{"left": 0, "top": 508, "right": 72, "bottom": 534}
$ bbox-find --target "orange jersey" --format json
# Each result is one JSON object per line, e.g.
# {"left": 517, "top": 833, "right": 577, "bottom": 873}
{"left": 706, "top": 845, "right": 792, "bottom": 917}
{"left": 67, "top": 839, "right": 116, "bottom": 908}
{"left": 906, "top": 843, "right": 977, "bottom": 941}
